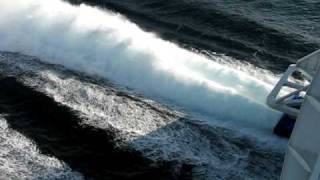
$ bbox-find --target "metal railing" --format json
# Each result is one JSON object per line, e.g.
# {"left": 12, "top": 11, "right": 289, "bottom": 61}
{"left": 267, "top": 49, "right": 320, "bottom": 117}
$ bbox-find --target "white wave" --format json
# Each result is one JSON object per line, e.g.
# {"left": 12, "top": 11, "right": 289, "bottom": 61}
{"left": 0, "top": 0, "right": 281, "bottom": 136}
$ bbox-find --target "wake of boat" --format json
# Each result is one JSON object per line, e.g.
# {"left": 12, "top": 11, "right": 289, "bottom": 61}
{"left": 0, "top": 0, "right": 281, "bottom": 138}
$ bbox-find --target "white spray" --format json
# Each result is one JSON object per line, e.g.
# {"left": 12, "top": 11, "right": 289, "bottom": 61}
{"left": 0, "top": 0, "right": 281, "bottom": 135}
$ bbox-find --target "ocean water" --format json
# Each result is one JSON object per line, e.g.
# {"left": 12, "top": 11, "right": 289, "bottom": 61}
{"left": 68, "top": 0, "right": 320, "bottom": 72}
{"left": 0, "top": 0, "right": 319, "bottom": 179}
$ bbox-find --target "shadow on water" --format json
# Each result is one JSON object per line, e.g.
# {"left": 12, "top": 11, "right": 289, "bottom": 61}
{"left": 0, "top": 74, "right": 284, "bottom": 179}
{"left": 130, "top": 117, "right": 284, "bottom": 179}
{"left": 0, "top": 76, "right": 191, "bottom": 180}
{"left": 0, "top": 51, "right": 286, "bottom": 179}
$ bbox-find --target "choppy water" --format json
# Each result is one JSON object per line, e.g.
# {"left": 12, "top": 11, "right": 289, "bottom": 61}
{"left": 0, "top": 0, "right": 318, "bottom": 179}
{"left": 0, "top": 52, "right": 284, "bottom": 179}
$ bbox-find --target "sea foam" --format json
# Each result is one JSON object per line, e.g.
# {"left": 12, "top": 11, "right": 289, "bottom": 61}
{"left": 0, "top": 0, "right": 281, "bottom": 136}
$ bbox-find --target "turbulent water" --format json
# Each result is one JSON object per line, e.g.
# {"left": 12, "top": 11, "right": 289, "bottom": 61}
{"left": 0, "top": 0, "right": 318, "bottom": 179}
{"left": 68, "top": 0, "right": 320, "bottom": 72}
{"left": 0, "top": 52, "right": 284, "bottom": 179}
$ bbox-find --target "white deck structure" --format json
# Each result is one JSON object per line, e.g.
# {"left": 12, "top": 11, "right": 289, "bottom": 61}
{"left": 267, "top": 49, "right": 320, "bottom": 180}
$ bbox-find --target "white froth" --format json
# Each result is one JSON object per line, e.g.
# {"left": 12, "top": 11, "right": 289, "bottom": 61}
{"left": 0, "top": 0, "right": 281, "bottom": 135}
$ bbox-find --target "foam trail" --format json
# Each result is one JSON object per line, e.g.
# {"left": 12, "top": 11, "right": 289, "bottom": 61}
{"left": 0, "top": 0, "right": 281, "bottom": 135}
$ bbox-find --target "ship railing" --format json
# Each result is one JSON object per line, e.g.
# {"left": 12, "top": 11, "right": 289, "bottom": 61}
{"left": 267, "top": 49, "right": 320, "bottom": 117}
